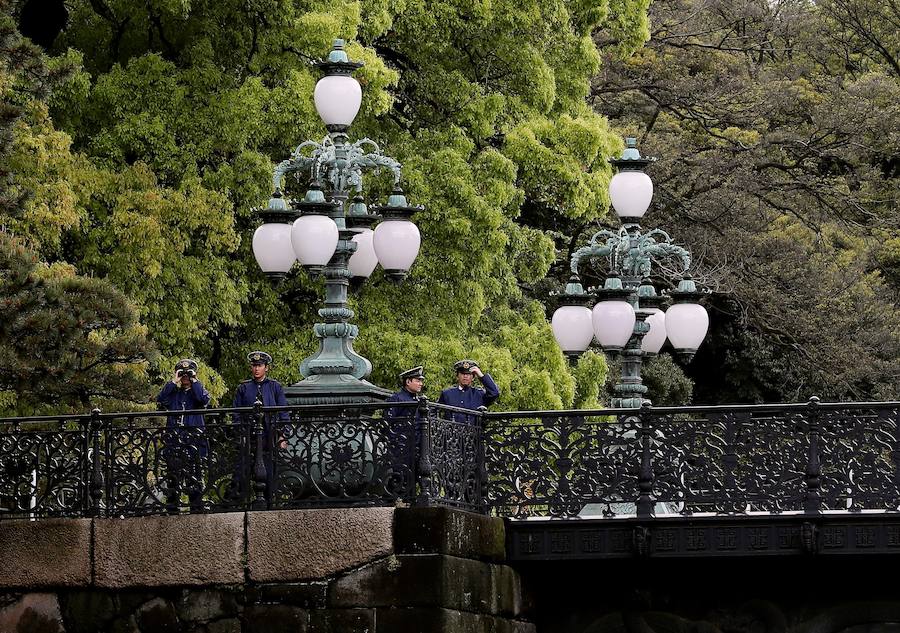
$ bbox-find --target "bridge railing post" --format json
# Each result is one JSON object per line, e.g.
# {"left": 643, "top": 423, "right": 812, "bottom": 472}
{"left": 414, "top": 396, "right": 433, "bottom": 506}
{"left": 476, "top": 406, "right": 489, "bottom": 514}
{"left": 636, "top": 401, "right": 654, "bottom": 519}
{"left": 804, "top": 396, "right": 823, "bottom": 516}
{"left": 251, "top": 398, "right": 269, "bottom": 510}
{"left": 87, "top": 407, "right": 104, "bottom": 518}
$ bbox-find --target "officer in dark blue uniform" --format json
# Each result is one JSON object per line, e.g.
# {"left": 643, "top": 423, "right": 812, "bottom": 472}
{"left": 156, "top": 359, "right": 211, "bottom": 512}
{"left": 385, "top": 366, "right": 426, "bottom": 478}
{"left": 437, "top": 359, "right": 500, "bottom": 423}
{"left": 229, "top": 351, "right": 289, "bottom": 504}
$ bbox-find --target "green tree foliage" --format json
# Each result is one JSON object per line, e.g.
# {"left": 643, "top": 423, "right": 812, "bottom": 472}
{"left": 590, "top": 0, "right": 900, "bottom": 402}
{"left": 0, "top": 232, "right": 156, "bottom": 413}
{"left": 3, "top": 0, "right": 656, "bottom": 412}
{"left": 0, "top": 3, "right": 155, "bottom": 414}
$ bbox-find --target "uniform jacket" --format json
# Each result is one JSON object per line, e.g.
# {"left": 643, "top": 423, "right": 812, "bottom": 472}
{"left": 384, "top": 388, "right": 424, "bottom": 472}
{"left": 232, "top": 377, "right": 289, "bottom": 409}
{"left": 156, "top": 380, "right": 211, "bottom": 456}
{"left": 156, "top": 381, "right": 210, "bottom": 428}
{"left": 437, "top": 373, "right": 500, "bottom": 423}
{"left": 385, "top": 388, "right": 422, "bottom": 420}
{"left": 232, "top": 377, "right": 290, "bottom": 431}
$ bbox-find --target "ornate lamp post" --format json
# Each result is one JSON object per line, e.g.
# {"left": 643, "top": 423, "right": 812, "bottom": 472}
{"left": 551, "top": 138, "right": 709, "bottom": 408}
{"left": 251, "top": 40, "right": 422, "bottom": 404}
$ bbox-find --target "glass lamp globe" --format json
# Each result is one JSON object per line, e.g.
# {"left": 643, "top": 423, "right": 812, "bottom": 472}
{"left": 349, "top": 228, "right": 379, "bottom": 278}
{"left": 314, "top": 75, "right": 361, "bottom": 128}
{"left": 609, "top": 170, "right": 654, "bottom": 220}
{"left": 373, "top": 220, "right": 420, "bottom": 274}
{"left": 252, "top": 223, "right": 295, "bottom": 276}
{"left": 313, "top": 40, "right": 363, "bottom": 129}
{"left": 291, "top": 215, "right": 339, "bottom": 269}
{"left": 640, "top": 308, "right": 667, "bottom": 354}
{"left": 552, "top": 305, "right": 594, "bottom": 354}
{"left": 592, "top": 300, "right": 636, "bottom": 352}
{"left": 666, "top": 302, "right": 709, "bottom": 353}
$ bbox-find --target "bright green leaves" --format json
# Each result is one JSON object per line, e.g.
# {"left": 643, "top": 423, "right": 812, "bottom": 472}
{"left": 384, "top": 0, "right": 616, "bottom": 134}
{"left": 594, "top": 0, "right": 650, "bottom": 59}
{"left": 504, "top": 112, "right": 617, "bottom": 221}
{"left": 77, "top": 167, "right": 245, "bottom": 353}
{"left": 359, "top": 300, "right": 578, "bottom": 411}
{"left": 7, "top": 96, "right": 245, "bottom": 357}
{"left": 347, "top": 43, "right": 400, "bottom": 121}
{"left": 5, "top": 103, "right": 88, "bottom": 255}
{"left": 80, "top": 54, "right": 269, "bottom": 183}
{"left": 570, "top": 350, "right": 608, "bottom": 409}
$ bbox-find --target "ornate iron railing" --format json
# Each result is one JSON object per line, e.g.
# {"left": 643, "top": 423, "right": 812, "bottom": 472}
{"left": 484, "top": 398, "right": 900, "bottom": 519}
{"left": 0, "top": 400, "right": 484, "bottom": 518}
{"left": 2, "top": 398, "right": 900, "bottom": 520}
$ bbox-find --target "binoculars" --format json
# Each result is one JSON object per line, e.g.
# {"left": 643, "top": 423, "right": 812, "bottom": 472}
{"left": 177, "top": 369, "right": 197, "bottom": 378}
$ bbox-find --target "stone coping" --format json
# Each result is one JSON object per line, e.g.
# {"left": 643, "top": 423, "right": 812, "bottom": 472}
{"left": 94, "top": 512, "right": 246, "bottom": 588}
{"left": 0, "top": 518, "right": 92, "bottom": 588}
{"left": 246, "top": 507, "right": 394, "bottom": 582}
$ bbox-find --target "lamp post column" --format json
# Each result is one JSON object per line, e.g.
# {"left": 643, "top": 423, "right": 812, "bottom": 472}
{"left": 551, "top": 138, "right": 708, "bottom": 408}
{"left": 612, "top": 307, "right": 651, "bottom": 408}
{"left": 252, "top": 40, "right": 423, "bottom": 405}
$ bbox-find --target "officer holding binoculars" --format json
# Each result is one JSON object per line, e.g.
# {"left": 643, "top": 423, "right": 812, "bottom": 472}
{"left": 156, "top": 359, "right": 211, "bottom": 512}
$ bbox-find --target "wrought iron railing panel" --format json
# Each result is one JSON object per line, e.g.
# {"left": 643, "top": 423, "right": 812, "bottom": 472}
{"left": 650, "top": 412, "right": 728, "bottom": 514}
{"left": 817, "top": 406, "right": 900, "bottom": 511}
{"left": 272, "top": 410, "right": 416, "bottom": 507}
{"left": 483, "top": 400, "right": 900, "bottom": 519}
{"left": 650, "top": 410, "right": 809, "bottom": 514}
{"left": 103, "top": 413, "right": 250, "bottom": 516}
{"left": 0, "top": 421, "right": 88, "bottom": 518}
{"left": 426, "top": 412, "right": 483, "bottom": 510}
{"left": 0, "top": 401, "right": 485, "bottom": 518}
{"left": 484, "top": 415, "right": 642, "bottom": 518}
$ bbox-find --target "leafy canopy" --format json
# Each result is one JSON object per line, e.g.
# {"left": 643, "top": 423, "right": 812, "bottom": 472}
{"left": 4, "top": 0, "right": 655, "bottom": 411}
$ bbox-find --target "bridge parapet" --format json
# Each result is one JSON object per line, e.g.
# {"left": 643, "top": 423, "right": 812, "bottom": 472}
{"left": 0, "top": 400, "right": 483, "bottom": 518}
{"left": 2, "top": 398, "right": 900, "bottom": 522}
{"left": 485, "top": 398, "right": 900, "bottom": 518}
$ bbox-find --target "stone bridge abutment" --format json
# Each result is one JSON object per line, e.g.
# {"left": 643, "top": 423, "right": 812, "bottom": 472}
{"left": 4, "top": 509, "right": 900, "bottom": 633}
{"left": 0, "top": 507, "right": 533, "bottom": 633}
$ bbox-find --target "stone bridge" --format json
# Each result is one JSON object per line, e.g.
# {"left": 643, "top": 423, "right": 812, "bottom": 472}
{"left": 2, "top": 398, "right": 900, "bottom": 632}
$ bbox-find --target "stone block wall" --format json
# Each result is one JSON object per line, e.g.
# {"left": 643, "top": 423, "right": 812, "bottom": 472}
{"left": 0, "top": 507, "right": 534, "bottom": 633}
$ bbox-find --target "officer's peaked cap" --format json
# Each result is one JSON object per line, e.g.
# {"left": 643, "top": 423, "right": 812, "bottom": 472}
{"left": 175, "top": 358, "right": 198, "bottom": 372}
{"left": 398, "top": 365, "right": 425, "bottom": 384}
{"left": 248, "top": 351, "right": 273, "bottom": 365}
{"left": 453, "top": 359, "right": 479, "bottom": 373}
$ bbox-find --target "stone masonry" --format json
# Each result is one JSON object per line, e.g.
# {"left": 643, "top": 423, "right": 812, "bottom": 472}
{"left": 0, "top": 507, "right": 534, "bottom": 633}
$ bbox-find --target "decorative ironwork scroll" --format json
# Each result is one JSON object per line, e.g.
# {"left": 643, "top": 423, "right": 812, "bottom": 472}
{"left": 483, "top": 400, "right": 900, "bottom": 519}
{"left": 0, "top": 401, "right": 485, "bottom": 518}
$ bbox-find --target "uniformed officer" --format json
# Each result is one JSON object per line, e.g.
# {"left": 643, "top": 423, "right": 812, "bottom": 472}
{"left": 156, "top": 359, "right": 211, "bottom": 512}
{"left": 229, "top": 351, "right": 289, "bottom": 504}
{"left": 437, "top": 359, "right": 500, "bottom": 423}
{"left": 384, "top": 366, "right": 427, "bottom": 489}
